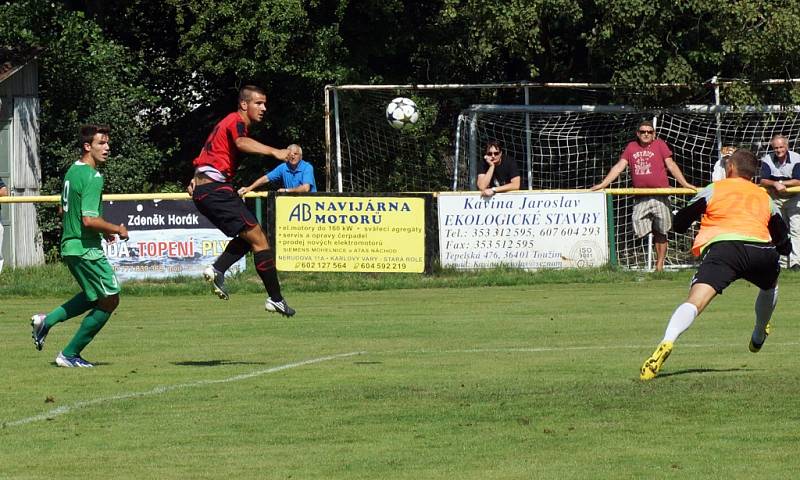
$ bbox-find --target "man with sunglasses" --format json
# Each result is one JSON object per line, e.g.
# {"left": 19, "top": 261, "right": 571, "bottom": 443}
{"left": 477, "top": 140, "right": 520, "bottom": 197}
{"left": 591, "top": 120, "right": 696, "bottom": 271}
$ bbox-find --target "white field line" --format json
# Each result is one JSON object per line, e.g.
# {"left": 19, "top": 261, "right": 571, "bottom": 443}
{"left": 7, "top": 341, "right": 798, "bottom": 427}
{"left": 4, "top": 351, "right": 364, "bottom": 428}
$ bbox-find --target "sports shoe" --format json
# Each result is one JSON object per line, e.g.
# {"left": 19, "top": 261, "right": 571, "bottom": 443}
{"left": 640, "top": 341, "right": 673, "bottom": 381}
{"left": 31, "top": 313, "right": 49, "bottom": 351}
{"left": 55, "top": 351, "right": 94, "bottom": 368}
{"left": 749, "top": 322, "right": 771, "bottom": 353}
{"left": 265, "top": 297, "right": 296, "bottom": 317}
{"left": 203, "top": 266, "right": 229, "bottom": 300}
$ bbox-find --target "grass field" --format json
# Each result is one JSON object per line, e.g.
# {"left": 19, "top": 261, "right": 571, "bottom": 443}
{"left": 2, "top": 272, "right": 800, "bottom": 479}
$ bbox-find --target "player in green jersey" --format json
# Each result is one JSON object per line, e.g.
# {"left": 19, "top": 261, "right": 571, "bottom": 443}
{"left": 31, "top": 125, "right": 129, "bottom": 367}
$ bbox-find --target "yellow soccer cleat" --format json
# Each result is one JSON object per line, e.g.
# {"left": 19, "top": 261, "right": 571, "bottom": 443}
{"left": 640, "top": 341, "right": 673, "bottom": 381}
{"left": 749, "top": 322, "right": 771, "bottom": 353}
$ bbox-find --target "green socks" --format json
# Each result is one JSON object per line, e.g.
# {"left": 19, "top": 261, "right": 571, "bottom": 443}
{"left": 45, "top": 292, "right": 94, "bottom": 329}
{"left": 62, "top": 308, "right": 112, "bottom": 358}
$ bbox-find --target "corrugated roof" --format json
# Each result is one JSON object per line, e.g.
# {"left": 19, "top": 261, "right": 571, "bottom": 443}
{"left": 0, "top": 46, "right": 43, "bottom": 84}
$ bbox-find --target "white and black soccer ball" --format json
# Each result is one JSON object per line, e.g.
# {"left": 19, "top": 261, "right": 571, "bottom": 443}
{"left": 385, "top": 97, "right": 419, "bottom": 130}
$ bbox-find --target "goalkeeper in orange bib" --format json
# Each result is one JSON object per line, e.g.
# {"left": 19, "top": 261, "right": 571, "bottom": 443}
{"left": 640, "top": 149, "right": 791, "bottom": 380}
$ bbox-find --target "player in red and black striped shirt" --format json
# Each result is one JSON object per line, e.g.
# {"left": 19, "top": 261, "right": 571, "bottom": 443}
{"left": 190, "top": 85, "right": 295, "bottom": 317}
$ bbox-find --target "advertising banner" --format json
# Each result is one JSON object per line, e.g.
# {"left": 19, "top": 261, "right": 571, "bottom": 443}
{"left": 438, "top": 192, "right": 608, "bottom": 270}
{"left": 101, "top": 200, "right": 245, "bottom": 281}
{"left": 275, "top": 196, "right": 426, "bottom": 272}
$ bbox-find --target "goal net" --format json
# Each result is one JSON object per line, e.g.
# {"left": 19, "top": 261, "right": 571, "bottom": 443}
{"left": 326, "top": 85, "right": 541, "bottom": 193}
{"left": 325, "top": 84, "right": 800, "bottom": 270}
{"left": 455, "top": 106, "right": 800, "bottom": 269}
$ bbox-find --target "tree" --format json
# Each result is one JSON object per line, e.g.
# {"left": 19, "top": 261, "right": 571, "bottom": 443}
{"left": 0, "top": 1, "right": 163, "bottom": 255}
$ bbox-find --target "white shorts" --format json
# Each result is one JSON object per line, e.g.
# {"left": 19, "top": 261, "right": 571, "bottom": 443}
{"left": 632, "top": 196, "right": 672, "bottom": 238}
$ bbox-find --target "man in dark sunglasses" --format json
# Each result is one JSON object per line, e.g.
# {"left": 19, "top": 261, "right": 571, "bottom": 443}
{"left": 476, "top": 140, "right": 521, "bottom": 197}
{"left": 591, "top": 120, "right": 696, "bottom": 271}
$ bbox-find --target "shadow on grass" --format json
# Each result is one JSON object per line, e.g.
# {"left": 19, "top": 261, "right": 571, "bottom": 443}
{"left": 658, "top": 367, "right": 750, "bottom": 378}
{"left": 171, "top": 360, "right": 268, "bottom": 367}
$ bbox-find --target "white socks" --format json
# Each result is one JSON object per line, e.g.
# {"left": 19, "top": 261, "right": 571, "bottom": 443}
{"left": 662, "top": 303, "right": 699, "bottom": 343}
{"left": 753, "top": 287, "right": 778, "bottom": 344}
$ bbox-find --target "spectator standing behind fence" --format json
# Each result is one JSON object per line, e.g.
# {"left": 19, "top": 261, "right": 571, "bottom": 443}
{"left": 477, "top": 141, "right": 520, "bottom": 197}
{"left": 239, "top": 144, "right": 316, "bottom": 195}
{"left": 591, "top": 120, "right": 696, "bottom": 272}
{"left": 758, "top": 134, "right": 800, "bottom": 271}
{"left": 0, "top": 177, "right": 7, "bottom": 273}
{"left": 711, "top": 145, "right": 738, "bottom": 182}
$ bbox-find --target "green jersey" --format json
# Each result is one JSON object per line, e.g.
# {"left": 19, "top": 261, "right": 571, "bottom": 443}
{"left": 61, "top": 160, "right": 105, "bottom": 259}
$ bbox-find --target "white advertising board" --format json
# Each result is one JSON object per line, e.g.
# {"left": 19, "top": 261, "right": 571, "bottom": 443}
{"left": 102, "top": 200, "right": 245, "bottom": 282}
{"left": 438, "top": 192, "right": 608, "bottom": 269}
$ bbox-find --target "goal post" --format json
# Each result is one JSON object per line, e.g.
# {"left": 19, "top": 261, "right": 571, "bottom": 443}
{"left": 455, "top": 104, "right": 800, "bottom": 269}
{"left": 324, "top": 81, "right": 800, "bottom": 270}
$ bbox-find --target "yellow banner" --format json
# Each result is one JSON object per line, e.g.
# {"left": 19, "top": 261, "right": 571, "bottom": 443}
{"left": 275, "top": 196, "right": 426, "bottom": 272}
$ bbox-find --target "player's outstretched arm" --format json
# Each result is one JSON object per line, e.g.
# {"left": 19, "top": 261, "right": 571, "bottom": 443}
{"left": 673, "top": 197, "right": 706, "bottom": 234}
{"left": 768, "top": 213, "right": 792, "bottom": 255}
{"left": 235, "top": 137, "right": 289, "bottom": 161}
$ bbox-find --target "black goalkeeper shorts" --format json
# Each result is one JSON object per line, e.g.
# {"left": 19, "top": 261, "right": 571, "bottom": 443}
{"left": 192, "top": 181, "right": 259, "bottom": 238}
{"left": 691, "top": 241, "right": 780, "bottom": 294}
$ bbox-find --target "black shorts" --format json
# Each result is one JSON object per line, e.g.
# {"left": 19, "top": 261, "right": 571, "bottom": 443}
{"left": 692, "top": 241, "right": 780, "bottom": 294}
{"left": 192, "top": 182, "right": 259, "bottom": 237}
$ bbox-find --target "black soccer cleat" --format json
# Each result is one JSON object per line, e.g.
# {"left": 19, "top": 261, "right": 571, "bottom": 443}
{"left": 203, "top": 266, "right": 229, "bottom": 300}
{"left": 265, "top": 298, "right": 296, "bottom": 317}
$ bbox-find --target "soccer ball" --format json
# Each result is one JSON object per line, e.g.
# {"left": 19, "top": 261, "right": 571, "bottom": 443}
{"left": 385, "top": 97, "right": 419, "bottom": 130}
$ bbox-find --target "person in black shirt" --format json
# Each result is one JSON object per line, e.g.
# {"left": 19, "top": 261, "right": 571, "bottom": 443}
{"left": 476, "top": 141, "right": 520, "bottom": 197}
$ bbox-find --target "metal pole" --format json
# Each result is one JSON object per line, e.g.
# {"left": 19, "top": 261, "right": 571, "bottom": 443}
{"left": 333, "top": 90, "right": 343, "bottom": 193}
{"left": 323, "top": 85, "right": 332, "bottom": 192}
{"left": 453, "top": 114, "right": 463, "bottom": 191}
{"left": 468, "top": 112, "right": 478, "bottom": 190}
{"left": 525, "top": 86, "right": 532, "bottom": 190}
{"left": 606, "top": 194, "right": 617, "bottom": 267}
{"left": 712, "top": 76, "right": 723, "bottom": 172}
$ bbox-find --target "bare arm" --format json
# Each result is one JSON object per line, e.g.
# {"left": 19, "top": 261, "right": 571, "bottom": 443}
{"left": 664, "top": 157, "right": 696, "bottom": 190}
{"left": 280, "top": 184, "right": 311, "bottom": 193}
{"left": 591, "top": 159, "right": 628, "bottom": 190}
{"left": 476, "top": 166, "right": 495, "bottom": 190}
{"left": 238, "top": 175, "right": 270, "bottom": 196}
{"left": 83, "top": 216, "right": 129, "bottom": 241}
{"left": 760, "top": 177, "right": 797, "bottom": 193}
{"left": 235, "top": 137, "right": 289, "bottom": 161}
{"left": 494, "top": 176, "right": 520, "bottom": 193}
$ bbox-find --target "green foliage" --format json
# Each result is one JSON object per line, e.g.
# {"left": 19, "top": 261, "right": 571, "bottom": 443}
{"left": 583, "top": 0, "right": 800, "bottom": 105}
{"left": 3, "top": 0, "right": 800, "bottom": 256}
{"left": 0, "top": 1, "right": 164, "bottom": 252}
